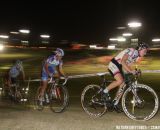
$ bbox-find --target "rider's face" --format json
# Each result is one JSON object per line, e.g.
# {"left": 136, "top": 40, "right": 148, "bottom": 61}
{"left": 139, "top": 48, "right": 147, "bottom": 57}
{"left": 16, "top": 65, "right": 21, "bottom": 70}
{"left": 56, "top": 54, "right": 63, "bottom": 60}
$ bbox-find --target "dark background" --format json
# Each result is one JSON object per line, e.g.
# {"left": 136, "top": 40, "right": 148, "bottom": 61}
{"left": 0, "top": 0, "right": 160, "bottom": 43}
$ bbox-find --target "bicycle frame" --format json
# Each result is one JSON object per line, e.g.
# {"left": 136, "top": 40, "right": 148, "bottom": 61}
{"left": 98, "top": 72, "right": 141, "bottom": 105}
{"left": 46, "top": 77, "right": 68, "bottom": 99}
{"left": 114, "top": 73, "right": 142, "bottom": 106}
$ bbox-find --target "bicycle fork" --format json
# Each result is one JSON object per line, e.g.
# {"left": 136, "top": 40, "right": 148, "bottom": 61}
{"left": 113, "top": 83, "right": 126, "bottom": 105}
{"left": 131, "top": 81, "right": 142, "bottom": 104}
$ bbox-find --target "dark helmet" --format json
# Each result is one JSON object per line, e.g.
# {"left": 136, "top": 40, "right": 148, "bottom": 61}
{"left": 15, "top": 60, "right": 22, "bottom": 66}
{"left": 136, "top": 42, "right": 149, "bottom": 50}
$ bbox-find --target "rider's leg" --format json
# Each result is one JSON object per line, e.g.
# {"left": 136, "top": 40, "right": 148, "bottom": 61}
{"left": 103, "top": 73, "right": 124, "bottom": 93}
{"left": 39, "top": 69, "right": 48, "bottom": 98}
{"left": 106, "top": 75, "right": 124, "bottom": 113}
{"left": 39, "top": 80, "right": 48, "bottom": 97}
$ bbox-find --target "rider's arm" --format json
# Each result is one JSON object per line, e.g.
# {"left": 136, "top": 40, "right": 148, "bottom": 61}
{"left": 121, "top": 54, "right": 133, "bottom": 73}
{"left": 21, "top": 68, "right": 25, "bottom": 80}
{"left": 56, "top": 64, "right": 65, "bottom": 77}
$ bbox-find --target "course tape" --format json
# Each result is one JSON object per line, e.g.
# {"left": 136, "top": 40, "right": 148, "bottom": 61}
{"left": 25, "top": 70, "right": 160, "bottom": 82}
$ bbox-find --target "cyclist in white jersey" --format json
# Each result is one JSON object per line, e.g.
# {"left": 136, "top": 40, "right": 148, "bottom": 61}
{"left": 39, "top": 48, "right": 66, "bottom": 102}
{"left": 103, "top": 42, "right": 148, "bottom": 112}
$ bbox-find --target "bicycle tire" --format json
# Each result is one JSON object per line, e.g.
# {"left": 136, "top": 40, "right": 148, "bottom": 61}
{"left": 122, "top": 84, "right": 159, "bottom": 121}
{"left": 50, "top": 85, "right": 69, "bottom": 113}
{"left": 81, "top": 84, "right": 107, "bottom": 117}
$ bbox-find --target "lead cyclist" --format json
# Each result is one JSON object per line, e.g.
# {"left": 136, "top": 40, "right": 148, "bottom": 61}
{"left": 102, "top": 42, "right": 148, "bottom": 113}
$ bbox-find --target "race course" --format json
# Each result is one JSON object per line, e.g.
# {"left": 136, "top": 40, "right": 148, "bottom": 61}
{"left": 0, "top": 100, "right": 160, "bottom": 130}
{"left": 0, "top": 48, "right": 160, "bottom": 130}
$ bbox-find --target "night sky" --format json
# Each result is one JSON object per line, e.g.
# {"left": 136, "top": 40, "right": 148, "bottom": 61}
{"left": 0, "top": 1, "right": 160, "bottom": 43}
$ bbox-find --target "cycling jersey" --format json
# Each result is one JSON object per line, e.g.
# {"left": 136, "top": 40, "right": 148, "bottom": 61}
{"left": 41, "top": 55, "right": 63, "bottom": 81}
{"left": 9, "top": 65, "right": 24, "bottom": 78}
{"left": 114, "top": 48, "right": 139, "bottom": 65}
{"left": 108, "top": 48, "right": 139, "bottom": 76}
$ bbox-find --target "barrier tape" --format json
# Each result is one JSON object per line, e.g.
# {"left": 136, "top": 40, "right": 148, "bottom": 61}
{"left": 25, "top": 70, "right": 160, "bottom": 82}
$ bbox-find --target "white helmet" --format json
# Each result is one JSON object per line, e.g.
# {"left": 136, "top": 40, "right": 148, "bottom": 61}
{"left": 55, "top": 48, "right": 64, "bottom": 56}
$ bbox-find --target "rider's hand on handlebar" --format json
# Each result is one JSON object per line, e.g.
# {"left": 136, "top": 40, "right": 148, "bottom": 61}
{"left": 61, "top": 75, "right": 68, "bottom": 79}
{"left": 49, "top": 73, "right": 53, "bottom": 78}
{"left": 131, "top": 70, "right": 137, "bottom": 75}
{"left": 131, "top": 69, "right": 141, "bottom": 76}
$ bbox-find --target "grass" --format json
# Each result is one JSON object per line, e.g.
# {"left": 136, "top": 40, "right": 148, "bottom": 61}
{"left": 0, "top": 47, "right": 160, "bottom": 130}
{"left": 0, "top": 47, "right": 160, "bottom": 77}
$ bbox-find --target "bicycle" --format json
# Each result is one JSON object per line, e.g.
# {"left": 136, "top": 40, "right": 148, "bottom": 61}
{"left": 0, "top": 76, "right": 29, "bottom": 104}
{"left": 81, "top": 70, "right": 159, "bottom": 121}
{"left": 35, "top": 77, "right": 69, "bottom": 113}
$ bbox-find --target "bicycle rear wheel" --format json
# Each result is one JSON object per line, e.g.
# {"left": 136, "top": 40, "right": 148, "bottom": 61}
{"left": 122, "top": 84, "right": 159, "bottom": 121}
{"left": 0, "top": 78, "right": 4, "bottom": 98}
{"left": 50, "top": 85, "right": 69, "bottom": 113}
{"left": 81, "top": 84, "right": 107, "bottom": 117}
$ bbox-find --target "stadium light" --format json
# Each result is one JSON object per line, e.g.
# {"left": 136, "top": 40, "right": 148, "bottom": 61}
{"left": 19, "top": 29, "right": 30, "bottom": 34}
{"left": 117, "top": 37, "right": 126, "bottom": 42}
{"left": 40, "top": 34, "right": 50, "bottom": 38}
{"left": 0, "top": 44, "right": 4, "bottom": 51}
{"left": 128, "top": 22, "right": 142, "bottom": 28}
{"left": 109, "top": 37, "right": 126, "bottom": 42}
{"left": 10, "top": 31, "right": 19, "bottom": 34}
{"left": 89, "top": 45, "right": 97, "bottom": 49}
{"left": 0, "top": 35, "right": 9, "bottom": 39}
{"left": 116, "top": 26, "right": 126, "bottom": 30}
{"left": 109, "top": 38, "right": 117, "bottom": 41}
{"left": 152, "top": 38, "right": 160, "bottom": 42}
{"left": 108, "top": 45, "right": 115, "bottom": 49}
{"left": 122, "top": 33, "right": 133, "bottom": 37}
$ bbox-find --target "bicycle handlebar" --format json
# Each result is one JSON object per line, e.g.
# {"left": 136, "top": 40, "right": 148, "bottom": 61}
{"left": 62, "top": 77, "right": 68, "bottom": 86}
{"left": 48, "top": 76, "right": 68, "bottom": 85}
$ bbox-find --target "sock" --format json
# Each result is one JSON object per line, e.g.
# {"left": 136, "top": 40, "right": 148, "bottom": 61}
{"left": 103, "top": 88, "right": 109, "bottom": 93}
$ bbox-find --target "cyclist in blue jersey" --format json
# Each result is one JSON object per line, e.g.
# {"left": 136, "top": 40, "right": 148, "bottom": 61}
{"left": 39, "top": 48, "right": 66, "bottom": 102}
{"left": 8, "top": 60, "right": 25, "bottom": 85}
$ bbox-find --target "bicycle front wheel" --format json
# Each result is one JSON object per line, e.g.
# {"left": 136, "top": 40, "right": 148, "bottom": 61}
{"left": 122, "top": 84, "right": 159, "bottom": 121}
{"left": 50, "top": 85, "right": 69, "bottom": 113}
{"left": 81, "top": 84, "right": 107, "bottom": 117}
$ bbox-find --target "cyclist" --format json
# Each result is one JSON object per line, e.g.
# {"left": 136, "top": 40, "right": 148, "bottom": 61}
{"left": 39, "top": 48, "right": 66, "bottom": 104}
{"left": 103, "top": 42, "right": 148, "bottom": 113}
{"left": 8, "top": 60, "right": 25, "bottom": 87}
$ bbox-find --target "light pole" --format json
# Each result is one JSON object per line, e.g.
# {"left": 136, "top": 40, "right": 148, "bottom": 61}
{"left": 0, "top": 35, "right": 9, "bottom": 50}
{"left": 109, "top": 37, "right": 126, "bottom": 48}
{"left": 19, "top": 29, "right": 30, "bottom": 46}
{"left": 40, "top": 34, "right": 50, "bottom": 45}
{"left": 127, "top": 21, "right": 142, "bottom": 47}
{"left": 152, "top": 38, "right": 160, "bottom": 47}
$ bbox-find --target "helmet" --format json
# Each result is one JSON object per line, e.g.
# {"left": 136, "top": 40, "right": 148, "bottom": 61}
{"left": 55, "top": 48, "right": 64, "bottom": 56}
{"left": 137, "top": 42, "right": 149, "bottom": 50}
{"left": 15, "top": 60, "right": 22, "bottom": 66}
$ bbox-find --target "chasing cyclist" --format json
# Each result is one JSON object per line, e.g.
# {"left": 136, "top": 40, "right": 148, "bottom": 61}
{"left": 39, "top": 48, "right": 66, "bottom": 104}
{"left": 103, "top": 42, "right": 148, "bottom": 113}
{"left": 7, "top": 60, "right": 25, "bottom": 87}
